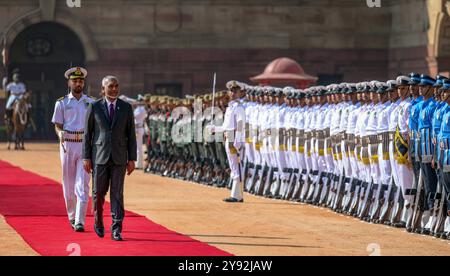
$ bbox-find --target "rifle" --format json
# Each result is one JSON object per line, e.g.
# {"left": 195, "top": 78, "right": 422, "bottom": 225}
{"left": 378, "top": 176, "right": 396, "bottom": 224}
{"left": 410, "top": 169, "right": 425, "bottom": 232}
{"left": 358, "top": 179, "right": 375, "bottom": 219}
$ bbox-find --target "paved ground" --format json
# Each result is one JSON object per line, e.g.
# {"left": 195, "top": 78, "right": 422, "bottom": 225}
{"left": 1, "top": 143, "right": 450, "bottom": 256}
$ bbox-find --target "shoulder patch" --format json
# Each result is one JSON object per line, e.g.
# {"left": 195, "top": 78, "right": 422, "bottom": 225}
{"left": 57, "top": 95, "right": 66, "bottom": 102}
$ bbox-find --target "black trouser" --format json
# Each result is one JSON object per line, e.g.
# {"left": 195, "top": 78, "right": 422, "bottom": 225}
{"left": 441, "top": 170, "right": 450, "bottom": 215}
{"left": 412, "top": 158, "right": 421, "bottom": 193}
{"left": 93, "top": 158, "right": 126, "bottom": 233}
{"left": 160, "top": 141, "right": 167, "bottom": 159}
{"left": 150, "top": 137, "right": 159, "bottom": 158}
{"left": 420, "top": 162, "right": 438, "bottom": 211}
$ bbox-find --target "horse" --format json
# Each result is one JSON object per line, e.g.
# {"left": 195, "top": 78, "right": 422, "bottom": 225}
{"left": 10, "top": 94, "right": 29, "bottom": 150}
{"left": 5, "top": 111, "right": 14, "bottom": 150}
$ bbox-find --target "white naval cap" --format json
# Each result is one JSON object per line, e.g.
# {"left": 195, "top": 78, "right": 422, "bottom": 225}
{"left": 226, "top": 80, "right": 246, "bottom": 91}
{"left": 64, "top": 66, "right": 87, "bottom": 80}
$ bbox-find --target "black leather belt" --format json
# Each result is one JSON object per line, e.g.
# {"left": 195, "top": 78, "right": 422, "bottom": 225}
{"left": 65, "top": 130, "right": 84, "bottom": 134}
{"left": 64, "top": 138, "right": 83, "bottom": 143}
{"left": 368, "top": 135, "right": 378, "bottom": 145}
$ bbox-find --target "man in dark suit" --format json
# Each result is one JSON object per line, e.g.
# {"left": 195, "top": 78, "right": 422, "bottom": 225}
{"left": 82, "top": 76, "right": 137, "bottom": 241}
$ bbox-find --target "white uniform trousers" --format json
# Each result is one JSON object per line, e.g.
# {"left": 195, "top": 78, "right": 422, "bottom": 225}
{"left": 342, "top": 141, "right": 353, "bottom": 178}
{"left": 369, "top": 147, "right": 380, "bottom": 185}
{"left": 136, "top": 127, "right": 145, "bottom": 169}
{"left": 244, "top": 141, "right": 255, "bottom": 164}
{"left": 225, "top": 142, "right": 244, "bottom": 200}
{"left": 60, "top": 141, "right": 90, "bottom": 225}
{"left": 389, "top": 141, "right": 400, "bottom": 189}
{"left": 378, "top": 144, "right": 391, "bottom": 185}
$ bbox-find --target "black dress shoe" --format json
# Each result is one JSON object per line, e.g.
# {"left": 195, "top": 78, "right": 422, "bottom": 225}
{"left": 223, "top": 197, "right": 244, "bottom": 203}
{"left": 74, "top": 223, "right": 85, "bottom": 232}
{"left": 112, "top": 231, "right": 123, "bottom": 241}
{"left": 70, "top": 219, "right": 76, "bottom": 230}
{"left": 393, "top": 222, "right": 406, "bottom": 228}
{"left": 94, "top": 225, "right": 105, "bottom": 238}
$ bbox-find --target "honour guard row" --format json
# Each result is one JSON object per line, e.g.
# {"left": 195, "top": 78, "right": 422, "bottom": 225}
{"left": 140, "top": 74, "right": 450, "bottom": 240}
{"left": 58, "top": 66, "right": 450, "bottom": 239}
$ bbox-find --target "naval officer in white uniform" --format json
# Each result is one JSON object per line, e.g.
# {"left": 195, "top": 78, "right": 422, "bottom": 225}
{"left": 52, "top": 67, "right": 95, "bottom": 232}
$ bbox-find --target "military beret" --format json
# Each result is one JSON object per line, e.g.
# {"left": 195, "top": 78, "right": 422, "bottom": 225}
{"left": 143, "top": 93, "right": 152, "bottom": 101}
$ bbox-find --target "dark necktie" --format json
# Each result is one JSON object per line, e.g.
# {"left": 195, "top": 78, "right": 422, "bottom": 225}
{"left": 109, "top": 103, "right": 115, "bottom": 122}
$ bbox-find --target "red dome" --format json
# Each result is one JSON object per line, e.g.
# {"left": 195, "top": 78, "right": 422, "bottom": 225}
{"left": 263, "top": 57, "right": 306, "bottom": 75}
{"left": 250, "top": 57, "right": 317, "bottom": 87}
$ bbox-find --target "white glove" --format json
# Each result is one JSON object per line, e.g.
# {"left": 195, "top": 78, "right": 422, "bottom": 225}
{"left": 206, "top": 125, "right": 215, "bottom": 133}
{"left": 58, "top": 130, "right": 65, "bottom": 141}
{"left": 233, "top": 141, "right": 244, "bottom": 152}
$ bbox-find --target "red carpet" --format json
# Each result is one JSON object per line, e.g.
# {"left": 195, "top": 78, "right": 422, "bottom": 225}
{"left": 0, "top": 160, "right": 232, "bottom": 256}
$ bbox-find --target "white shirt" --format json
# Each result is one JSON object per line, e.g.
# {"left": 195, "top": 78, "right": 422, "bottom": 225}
{"left": 315, "top": 103, "right": 329, "bottom": 130}
{"left": 134, "top": 105, "right": 147, "bottom": 128}
{"left": 276, "top": 104, "right": 288, "bottom": 130}
{"left": 365, "top": 103, "right": 382, "bottom": 136}
{"left": 259, "top": 104, "right": 273, "bottom": 131}
{"left": 376, "top": 101, "right": 392, "bottom": 134}
{"left": 303, "top": 106, "right": 310, "bottom": 132}
{"left": 388, "top": 99, "right": 401, "bottom": 132}
{"left": 296, "top": 106, "right": 306, "bottom": 130}
{"left": 226, "top": 100, "right": 245, "bottom": 130}
{"left": 330, "top": 103, "right": 343, "bottom": 135}
{"left": 397, "top": 98, "right": 412, "bottom": 134}
{"left": 51, "top": 93, "right": 95, "bottom": 131}
{"left": 345, "top": 102, "right": 361, "bottom": 135}
{"left": 356, "top": 103, "right": 373, "bottom": 137}
{"left": 105, "top": 97, "right": 117, "bottom": 111}
{"left": 7, "top": 82, "right": 26, "bottom": 96}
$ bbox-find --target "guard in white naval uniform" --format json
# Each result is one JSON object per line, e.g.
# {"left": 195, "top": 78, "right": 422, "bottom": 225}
{"left": 210, "top": 81, "right": 246, "bottom": 203}
{"left": 51, "top": 67, "right": 95, "bottom": 232}
{"left": 133, "top": 95, "right": 148, "bottom": 169}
